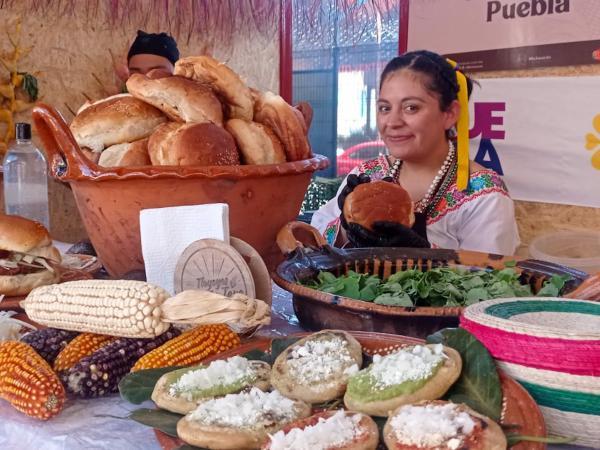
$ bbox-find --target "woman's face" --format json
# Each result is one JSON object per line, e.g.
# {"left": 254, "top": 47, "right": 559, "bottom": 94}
{"left": 376, "top": 70, "right": 458, "bottom": 162}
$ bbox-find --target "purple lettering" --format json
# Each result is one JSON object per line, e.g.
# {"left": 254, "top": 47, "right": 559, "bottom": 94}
{"left": 469, "top": 102, "right": 506, "bottom": 140}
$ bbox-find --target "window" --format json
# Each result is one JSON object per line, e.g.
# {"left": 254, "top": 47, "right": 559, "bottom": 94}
{"left": 292, "top": 0, "right": 399, "bottom": 179}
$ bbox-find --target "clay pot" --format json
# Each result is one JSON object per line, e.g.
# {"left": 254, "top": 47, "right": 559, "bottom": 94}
{"left": 32, "top": 104, "right": 329, "bottom": 278}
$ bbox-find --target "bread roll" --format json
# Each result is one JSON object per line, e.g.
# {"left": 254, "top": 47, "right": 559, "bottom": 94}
{"left": 70, "top": 94, "right": 166, "bottom": 152}
{"left": 174, "top": 56, "right": 254, "bottom": 121}
{"left": 98, "top": 139, "right": 150, "bottom": 167}
{"left": 294, "top": 102, "right": 313, "bottom": 134}
{"left": 343, "top": 181, "right": 415, "bottom": 230}
{"left": 225, "top": 119, "right": 286, "bottom": 165}
{"left": 254, "top": 91, "right": 312, "bottom": 161}
{"left": 126, "top": 74, "right": 223, "bottom": 126}
{"left": 148, "top": 122, "right": 240, "bottom": 166}
{"left": 146, "top": 68, "right": 173, "bottom": 79}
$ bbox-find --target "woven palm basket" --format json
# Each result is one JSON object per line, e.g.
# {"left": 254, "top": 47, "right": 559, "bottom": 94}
{"left": 460, "top": 297, "right": 600, "bottom": 447}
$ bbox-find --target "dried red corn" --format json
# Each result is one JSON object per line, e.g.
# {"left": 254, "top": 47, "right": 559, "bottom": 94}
{"left": 0, "top": 341, "right": 65, "bottom": 420}
{"left": 54, "top": 333, "right": 117, "bottom": 372}
{"left": 64, "top": 327, "right": 180, "bottom": 398}
{"left": 131, "top": 324, "right": 240, "bottom": 372}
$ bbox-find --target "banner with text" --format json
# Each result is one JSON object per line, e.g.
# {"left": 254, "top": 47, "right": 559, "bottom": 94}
{"left": 407, "top": 0, "right": 600, "bottom": 71}
{"left": 468, "top": 76, "right": 600, "bottom": 207}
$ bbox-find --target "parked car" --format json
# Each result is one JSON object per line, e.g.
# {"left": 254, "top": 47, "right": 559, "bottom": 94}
{"left": 336, "top": 141, "right": 387, "bottom": 176}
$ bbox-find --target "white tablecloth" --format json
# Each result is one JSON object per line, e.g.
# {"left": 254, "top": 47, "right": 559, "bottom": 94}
{"left": 0, "top": 287, "right": 591, "bottom": 449}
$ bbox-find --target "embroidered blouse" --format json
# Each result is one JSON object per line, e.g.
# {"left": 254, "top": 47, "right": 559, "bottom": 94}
{"left": 311, "top": 155, "right": 521, "bottom": 256}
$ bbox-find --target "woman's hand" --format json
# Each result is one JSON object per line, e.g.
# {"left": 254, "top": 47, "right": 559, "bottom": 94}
{"left": 338, "top": 174, "right": 430, "bottom": 248}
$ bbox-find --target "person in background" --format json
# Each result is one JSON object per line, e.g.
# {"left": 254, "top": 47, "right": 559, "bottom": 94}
{"left": 127, "top": 30, "right": 180, "bottom": 77}
{"left": 311, "top": 50, "right": 520, "bottom": 256}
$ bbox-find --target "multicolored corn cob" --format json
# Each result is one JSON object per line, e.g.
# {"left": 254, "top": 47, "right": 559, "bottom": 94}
{"left": 64, "top": 327, "right": 180, "bottom": 398}
{"left": 54, "top": 333, "right": 117, "bottom": 373}
{"left": 20, "top": 328, "right": 79, "bottom": 365}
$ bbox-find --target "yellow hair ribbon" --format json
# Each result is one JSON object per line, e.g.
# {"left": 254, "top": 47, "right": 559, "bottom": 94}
{"left": 446, "top": 58, "right": 470, "bottom": 191}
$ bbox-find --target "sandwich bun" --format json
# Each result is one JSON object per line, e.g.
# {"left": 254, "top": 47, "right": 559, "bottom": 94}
{"left": 0, "top": 214, "right": 61, "bottom": 296}
{"left": 98, "top": 138, "right": 150, "bottom": 167}
{"left": 126, "top": 74, "right": 223, "bottom": 126}
{"left": 343, "top": 181, "right": 415, "bottom": 230}
{"left": 70, "top": 94, "right": 166, "bottom": 153}
{"left": 225, "top": 119, "right": 286, "bottom": 165}
{"left": 148, "top": 122, "right": 240, "bottom": 166}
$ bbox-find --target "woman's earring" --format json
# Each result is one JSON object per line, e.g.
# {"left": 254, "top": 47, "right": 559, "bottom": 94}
{"left": 447, "top": 126, "right": 457, "bottom": 138}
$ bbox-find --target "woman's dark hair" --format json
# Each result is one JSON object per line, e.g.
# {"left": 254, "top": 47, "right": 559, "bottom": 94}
{"left": 380, "top": 50, "right": 474, "bottom": 111}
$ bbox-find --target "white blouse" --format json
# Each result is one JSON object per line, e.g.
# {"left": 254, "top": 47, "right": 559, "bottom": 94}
{"left": 311, "top": 156, "right": 520, "bottom": 256}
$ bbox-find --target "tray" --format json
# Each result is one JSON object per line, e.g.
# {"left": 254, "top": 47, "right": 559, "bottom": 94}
{"left": 272, "top": 222, "right": 590, "bottom": 338}
{"left": 0, "top": 265, "right": 94, "bottom": 311}
{"left": 154, "top": 331, "right": 546, "bottom": 450}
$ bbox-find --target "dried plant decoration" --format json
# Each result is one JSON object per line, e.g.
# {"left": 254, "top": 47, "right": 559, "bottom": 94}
{"left": 0, "top": 18, "right": 39, "bottom": 155}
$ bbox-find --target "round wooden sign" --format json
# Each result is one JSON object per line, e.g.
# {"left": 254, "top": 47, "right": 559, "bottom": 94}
{"left": 174, "top": 239, "right": 256, "bottom": 298}
{"left": 230, "top": 237, "right": 272, "bottom": 305}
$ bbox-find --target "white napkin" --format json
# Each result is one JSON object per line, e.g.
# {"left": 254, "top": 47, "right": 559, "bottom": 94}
{"left": 140, "top": 203, "right": 229, "bottom": 295}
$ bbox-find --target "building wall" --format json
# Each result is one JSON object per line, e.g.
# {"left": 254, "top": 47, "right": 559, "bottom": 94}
{"left": 0, "top": 1, "right": 280, "bottom": 242}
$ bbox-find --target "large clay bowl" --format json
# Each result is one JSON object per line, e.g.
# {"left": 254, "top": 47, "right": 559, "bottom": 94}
{"left": 272, "top": 222, "right": 590, "bottom": 338}
{"left": 32, "top": 104, "right": 328, "bottom": 277}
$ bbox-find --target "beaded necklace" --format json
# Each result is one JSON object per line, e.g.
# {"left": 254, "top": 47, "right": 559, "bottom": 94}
{"left": 387, "top": 140, "right": 457, "bottom": 215}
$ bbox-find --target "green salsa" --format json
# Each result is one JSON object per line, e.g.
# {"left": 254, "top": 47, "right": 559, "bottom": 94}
{"left": 346, "top": 359, "right": 443, "bottom": 402}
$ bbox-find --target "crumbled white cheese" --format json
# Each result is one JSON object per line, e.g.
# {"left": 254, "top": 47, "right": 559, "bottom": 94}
{"left": 390, "top": 403, "right": 475, "bottom": 448}
{"left": 268, "top": 410, "right": 362, "bottom": 450}
{"left": 369, "top": 344, "right": 444, "bottom": 388}
{"left": 286, "top": 335, "right": 358, "bottom": 385}
{"left": 187, "top": 388, "right": 297, "bottom": 429}
{"left": 169, "top": 356, "right": 254, "bottom": 400}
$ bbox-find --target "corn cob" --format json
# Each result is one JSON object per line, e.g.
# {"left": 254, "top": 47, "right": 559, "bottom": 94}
{"left": 21, "top": 280, "right": 171, "bottom": 338}
{"left": 0, "top": 341, "right": 65, "bottom": 420}
{"left": 131, "top": 324, "right": 240, "bottom": 372}
{"left": 20, "top": 328, "right": 79, "bottom": 365}
{"left": 64, "top": 327, "right": 181, "bottom": 398}
{"left": 53, "top": 333, "right": 117, "bottom": 373}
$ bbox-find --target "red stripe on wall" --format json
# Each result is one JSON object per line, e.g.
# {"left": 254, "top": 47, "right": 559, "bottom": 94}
{"left": 279, "top": 0, "right": 293, "bottom": 103}
{"left": 399, "top": 0, "right": 410, "bottom": 54}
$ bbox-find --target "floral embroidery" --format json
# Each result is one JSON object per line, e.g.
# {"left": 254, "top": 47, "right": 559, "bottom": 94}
{"left": 323, "top": 219, "right": 340, "bottom": 246}
{"left": 358, "top": 156, "right": 389, "bottom": 179}
{"left": 428, "top": 170, "right": 509, "bottom": 224}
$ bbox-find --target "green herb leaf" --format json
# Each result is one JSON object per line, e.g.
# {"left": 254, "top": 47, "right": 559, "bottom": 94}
{"left": 537, "top": 274, "right": 571, "bottom": 297}
{"left": 270, "top": 337, "right": 300, "bottom": 363}
{"left": 119, "top": 366, "right": 186, "bottom": 404}
{"left": 374, "top": 292, "right": 413, "bottom": 307}
{"left": 129, "top": 408, "right": 182, "bottom": 437}
{"left": 427, "top": 328, "right": 502, "bottom": 421}
{"left": 242, "top": 349, "right": 272, "bottom": 363}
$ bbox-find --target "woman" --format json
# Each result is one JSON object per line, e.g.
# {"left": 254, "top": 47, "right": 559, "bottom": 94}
{"left": 311, "top": 50, "right": 520, "bottom": 256}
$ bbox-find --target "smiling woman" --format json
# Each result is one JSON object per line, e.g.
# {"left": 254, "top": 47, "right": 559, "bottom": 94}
{"left": 311, "top": 50, "right": 521, "bottom": 256}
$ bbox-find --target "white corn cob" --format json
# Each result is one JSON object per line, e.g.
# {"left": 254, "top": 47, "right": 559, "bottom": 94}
{"left": 21, "top": 280, "right": 170, "bottom": 338}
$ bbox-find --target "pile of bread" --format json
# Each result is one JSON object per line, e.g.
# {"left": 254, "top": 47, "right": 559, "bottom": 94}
{"left": 70, "top": 56, "right": 313, "bottom": 168}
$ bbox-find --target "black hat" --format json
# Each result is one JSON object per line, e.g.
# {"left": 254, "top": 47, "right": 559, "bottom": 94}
{"left": 127, "top": 30, "right": 180, "bottom": 65}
